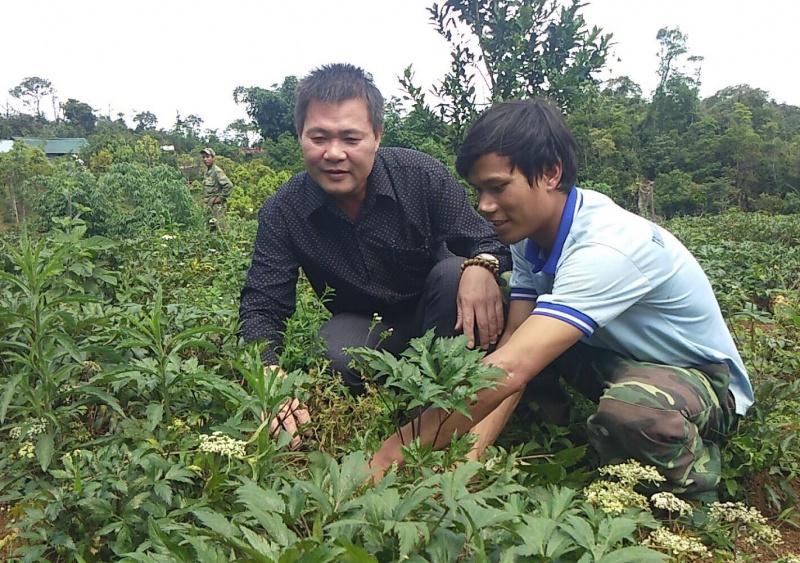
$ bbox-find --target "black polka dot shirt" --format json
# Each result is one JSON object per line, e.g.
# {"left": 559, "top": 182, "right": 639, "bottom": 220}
{"left": 239, "top": 147, "right": 511, "bottom": 364}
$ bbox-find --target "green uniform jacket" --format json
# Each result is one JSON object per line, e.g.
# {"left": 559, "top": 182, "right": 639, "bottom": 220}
{"left": 202, "top": 164, "right": 233, "bottom": 203}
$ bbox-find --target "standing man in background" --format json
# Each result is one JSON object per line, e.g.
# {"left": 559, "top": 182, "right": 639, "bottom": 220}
{"left": 200, "top": 147, "right": 233, "bottom": 227}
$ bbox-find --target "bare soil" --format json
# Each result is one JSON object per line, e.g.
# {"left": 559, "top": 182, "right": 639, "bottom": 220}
{"left": 742, "top": 471, "right": 800, "bottom": 559}
{"left": 0, "top": 508, "right": 17, "bottom": 559}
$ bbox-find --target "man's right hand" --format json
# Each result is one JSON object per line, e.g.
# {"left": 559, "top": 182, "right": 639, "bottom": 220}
{"left": 268, "top": 396, "right": 311, "bottom": 450}
{"left": 263, "top": 366, "right": 311, "bottom": 450}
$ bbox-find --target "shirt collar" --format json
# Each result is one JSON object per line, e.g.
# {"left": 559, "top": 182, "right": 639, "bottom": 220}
{"left": 524, "top": 187, "right": 581, "bottom": 274}
{"left": 296, "top": 149, "right": 396, "bottom": 219}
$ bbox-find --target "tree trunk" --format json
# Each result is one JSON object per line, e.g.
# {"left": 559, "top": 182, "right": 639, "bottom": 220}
{"left": 637, "top": 180, "right": 655, "bottom": 220}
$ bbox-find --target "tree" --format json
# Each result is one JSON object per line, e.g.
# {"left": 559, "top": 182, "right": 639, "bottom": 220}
{"left": 650, "top": 28, "right": 702, "bottom": 133}
{"left": 134, "top": 135, "right": 161, "bottom": 167}
{"left": 382, "top": 89, "right": 451, "bottom": 155}
{"left": 718, "top": 103, "right": 763, "bottom": 210}
{"left": 0, "top": 140, "right": 52, "bottom": 225}
{"left": 133, "top": 111, "right": 159, "bottom": 132}
{"left": 234, "top": 76, "right": 298, "bottom": 142}
{"left": 639, "top": 27, "right": 702, "bottom": 180}
{"left": 173, "top": 113, "right": 203, "bottom": 138}
{"left": 0, "top": 112, "right": 42, "bottom": 138}
{"left": 403, "top": 0, "right": 611, "bottom": 147}
{"left": 566, "top": 77, "right": 646, "bottom": 204}
{"left": 656, "top": 28, "right": 690, "bottom": 91}
{"left": 9, "top": 76, "right": 56, "bottom": 117}
{"left": 62, "top": 98, "right": 97, "bottom": 134}
{"left": 224, "top": 118, "right": 252, "bottom": 147}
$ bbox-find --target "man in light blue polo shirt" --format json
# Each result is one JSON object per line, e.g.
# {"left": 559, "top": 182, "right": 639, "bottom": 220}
{"left": 370, "top": 99, "right": 754, "bottom": 501}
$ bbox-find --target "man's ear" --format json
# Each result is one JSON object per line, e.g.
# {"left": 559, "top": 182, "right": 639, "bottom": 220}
{"left": 541, "top": 161, "right": 563, "bottom": 190}
{"left": 374, "top": 127, "right": 384, "bottom": 148}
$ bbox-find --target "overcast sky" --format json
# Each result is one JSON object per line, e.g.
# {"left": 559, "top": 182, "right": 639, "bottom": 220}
{"left": 3, "top": 0, "right": 797, "bottom": 133}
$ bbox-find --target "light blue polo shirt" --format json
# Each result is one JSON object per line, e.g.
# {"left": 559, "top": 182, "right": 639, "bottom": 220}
{"left": 510, "top": 188, "right": 754, "bottom": 415}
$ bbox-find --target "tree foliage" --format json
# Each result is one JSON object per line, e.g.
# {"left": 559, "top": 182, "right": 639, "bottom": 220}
{"left": 133, "top": 111, "right": 158, "bottom": 132}
{"left": 21, "top": 160, "right": 202, "bottom": 236}
{"left": 9, "top": 76, "right": 56, "bottom": 118}
{"left": 234, "top": 76, "right": 298, "bottom": 142}
{"left": 434, "top": 0, "right": 611, "bottom": 105}
{"left": 62, "top": 98, "right": 97, "bottom": 134}
{"left": 4, "top": 16, "right": 800, "bottom": 227}
{"left": 403, "top": 0, "right": 611, "bottom": 147}
{"left": 0, "top": 141, "right": 52, "bottom": 225}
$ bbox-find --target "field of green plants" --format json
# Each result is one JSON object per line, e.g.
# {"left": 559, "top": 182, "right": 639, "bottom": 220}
{"left": 1, "top": 210, "right": 799, "bottom": 562}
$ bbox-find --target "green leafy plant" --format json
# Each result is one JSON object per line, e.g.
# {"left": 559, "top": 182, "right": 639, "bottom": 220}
{"left": 348, "top": 332, "right": 502, "bottom": 438}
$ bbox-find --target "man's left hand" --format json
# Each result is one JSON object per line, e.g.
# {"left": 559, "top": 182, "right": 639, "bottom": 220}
{"left": 455, "top": 265, "right": 504, "bottom": 349}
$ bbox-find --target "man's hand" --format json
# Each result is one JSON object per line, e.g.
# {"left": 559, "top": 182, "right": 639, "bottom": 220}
{"left": 263, "top": 366, "right": 311, "bottom": 450}
{"left": 455, "top": 265, "right": 504, "bottom": 349}
{"left": 269, "top": 397, "right": 311, "bottom": 450}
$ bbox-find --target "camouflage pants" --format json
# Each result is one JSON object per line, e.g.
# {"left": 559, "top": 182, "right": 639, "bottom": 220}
{"left": 204, "top": 199, "right": 227, "bottom": 230}
{"left": 532, "top": 341, "right": 737, "bottom": 499}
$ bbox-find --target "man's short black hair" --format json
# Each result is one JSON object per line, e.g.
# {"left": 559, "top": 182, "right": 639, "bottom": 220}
{"left": 294, "top": 63, "right": 384, "bottom": 136}
{"left": 456, "top": 99, "right": 578, "bottom": 192}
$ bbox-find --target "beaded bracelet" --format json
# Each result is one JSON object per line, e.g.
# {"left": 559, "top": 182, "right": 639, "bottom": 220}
{"left": 460, "top": 256, "right": 499, "bottom": 277}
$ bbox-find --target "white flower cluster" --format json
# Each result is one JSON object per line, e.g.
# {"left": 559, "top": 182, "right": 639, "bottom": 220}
{"left": 9, "top": 418, "right": 48, "bottom": 440}
{"left": 198, "top": 431, "right": 247, "bottom": 459}
{"left": 584, "top": 481, "right": 649, "bottom": 515}
{"left": 709, "top": 501, "right": 783, "bottom": 547}
{"left": 161, "top": 234, "right": 175, "bottom": 240}
{"left": 708, "top": 501, "right": 768, "bottom": 525}
{"left": 599, "top": 460, "right": 666, "bottom": 486}
{"left": 644, "top": 528, "right": 709, "bottom": 558}
{"left": 650, "top": 492, "right": 693, "bottom": 517}
{"left": 29, "top": 418, "right": 48, "bottom": 435}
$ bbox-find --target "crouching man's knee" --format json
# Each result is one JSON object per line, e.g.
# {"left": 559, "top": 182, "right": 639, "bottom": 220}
{"left": 587, "top": 396, "right": 720, "bottom": 495}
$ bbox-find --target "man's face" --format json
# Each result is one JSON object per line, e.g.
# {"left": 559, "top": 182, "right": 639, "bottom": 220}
{"left": 201, "top": 153, "right": 214, "bottom": 167}
{"left": 299, "top": 98, "right": 381, "bottom": 204}
{"left": 468, "top": 152, "right": 564, "bottom": 246}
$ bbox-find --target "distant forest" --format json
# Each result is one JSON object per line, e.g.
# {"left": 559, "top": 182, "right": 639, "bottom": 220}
{"left": 3, "top": 0, "right": 799, "bottom": 233}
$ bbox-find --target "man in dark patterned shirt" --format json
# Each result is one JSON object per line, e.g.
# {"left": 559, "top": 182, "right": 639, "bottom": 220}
{"left": 239, "top": 63, "right": 510, "bottom": 448}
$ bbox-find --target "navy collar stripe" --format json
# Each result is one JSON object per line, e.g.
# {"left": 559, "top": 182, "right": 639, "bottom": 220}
{"left": 524, "top": 187, "right": 581, "bottom": 275}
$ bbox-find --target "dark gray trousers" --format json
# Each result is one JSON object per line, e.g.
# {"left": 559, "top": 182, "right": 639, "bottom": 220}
{"left": 318, "top": 256, "right": 463, "bottom": 392}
